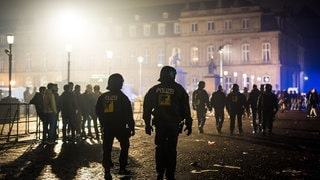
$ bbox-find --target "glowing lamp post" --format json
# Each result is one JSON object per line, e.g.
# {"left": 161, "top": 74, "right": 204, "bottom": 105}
{"left": 66, "top": 44, "right": 72, "bottom": 83}
{"left": 4, "top": 34, "right": 14, "bottom": 97}
{"left": 233, "top": 72, "right": 238, "bottom": 84}
{"left": 138, "top": 56, "right": 144, "bottom": 96}
{"left": 218, "top": 45, "right": 224, "bottom": 86}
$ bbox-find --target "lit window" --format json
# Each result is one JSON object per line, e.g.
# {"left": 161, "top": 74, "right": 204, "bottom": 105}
{"left": 158, "top": 48, "right": 165, "bottom": 66}
{"left": 158, "top": 23, "right": 166, "bottom": 35}
{"left": 223, "top": 44, "right": 232, "bottom": 63}
{"left": 191, "top": 47, "right": 199, "bottom": 63}
{"left": 208, "top": 21, "right": 215, "bottom": 31}
{"left": 242, "top": 19, "right": 249, "bottom": 29}
{"left": 174, "top": 23, "right": 180, "bottom": 34}
{"left": 224, "top": 20, "right": 232, "bottom": 30}
{"left": 262, "top": 42, "right": 271, "bottom": 62}
{"left": 207, "top": 46, "right": 215, "bottom": 62}
{"left": 241, "top": 44, "right": 250, "bottom": 62}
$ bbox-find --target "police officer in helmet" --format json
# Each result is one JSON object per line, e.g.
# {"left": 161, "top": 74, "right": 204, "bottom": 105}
{"left": 143, "top": 66, "right": 192, "bottom": 180}
{"left": 96, "top": 73, "right": 135, "bottom": 180}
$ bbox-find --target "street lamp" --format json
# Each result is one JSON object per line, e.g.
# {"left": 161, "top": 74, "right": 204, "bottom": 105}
{"left": 233, "top": 72, "right": 238, "bottom": 84}
{"left": 66, "top": 44, "right": 72, "bottom": 83}
{"left": 243, "top": 73, "right": 247, "bottom": 89}
{"left": 218, "top": 45, "right": 224, "bottom": 86}
{"left": 138, "top": 56, "right": 144, "bottom": 96}
{"left": 106, "top": 50, "right": 113, "bottom": 75}
{"left": 4, "top": 34, "right": 14, "bottom": 97}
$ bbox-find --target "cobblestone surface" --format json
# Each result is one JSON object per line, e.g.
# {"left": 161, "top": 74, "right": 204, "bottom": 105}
{"left": 1, "top": 110, "right": 320, "bottom": 179}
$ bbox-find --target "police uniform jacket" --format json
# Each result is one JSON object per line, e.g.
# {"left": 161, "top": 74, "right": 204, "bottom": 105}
{"left": 226, "top": 91, "right": 246, "bottom": 114}
{"left": 143, "top": 81, "right": 192, "bottom": 128}
{"left": 95, "top": 90, "right": 135, "bottom": 133}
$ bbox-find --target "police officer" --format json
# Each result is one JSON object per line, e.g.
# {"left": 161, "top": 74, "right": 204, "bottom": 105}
{"left": 192, "top": 81, "right": 211, "bottom": 133}
{"left": 258, "top": 84, "right": 278, "bottom": 135}
{"left": 143, "top": 66, "right": 192, "bottom": 180}
{"left": 95, "top": 73, "right": 135, "bottom": 180}
{"left": 226, "top": 84, "right": 247, "bottom": 135}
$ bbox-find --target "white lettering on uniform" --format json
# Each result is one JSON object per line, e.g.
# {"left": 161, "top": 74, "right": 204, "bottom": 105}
{"left": 104, "top": 95, "right": 118, "bottom": 101}
{"left": 156, "top": 88, "right": 174, "bottom": 94}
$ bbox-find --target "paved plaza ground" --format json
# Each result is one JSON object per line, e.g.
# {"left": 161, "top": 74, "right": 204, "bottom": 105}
{"left": 1, "top": 110, "right": 320, "bottom": 179}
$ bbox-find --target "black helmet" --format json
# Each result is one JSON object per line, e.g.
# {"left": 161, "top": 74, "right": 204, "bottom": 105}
{"left": 107, "top": 73, "right": 124, "bottom": 91}
{"left": 198, "top": 81, "right": 205, "bottom": 89}
{"left": 232, "top": 84, "right": 239, "bottom": 92}
{"left": 158, "top": 66, "right": 176, "bottom": 82}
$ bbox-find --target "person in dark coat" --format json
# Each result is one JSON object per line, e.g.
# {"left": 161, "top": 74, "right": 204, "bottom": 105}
{"left": 96, "top": 73, "right": 135, "bottom": 180}
{"left": 29, "top": 86, "right": 46, "bottom": 122}
{"left": 143, "top": 66, "right": 192, "bottom": 180}
{"left": 192, "top": 81, "right": 211, "bottom": 133}
{"left": 210, "top": 85, "right": 226, "bottom": 134}
{"left": 59, "top": 84, "right": 77, "bottom": 142}
{"left": 248, "top": 84, "right": 261, "bottom": 133}
{"left": 226, "top": 84, "right": 246, "bottom": 135}
{"left": 258, "top": 84, "right": 278, "bottom": 135}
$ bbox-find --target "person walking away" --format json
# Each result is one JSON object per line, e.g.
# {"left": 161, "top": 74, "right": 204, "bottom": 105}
{"left": 210, "top": 85, "right": 226, "bottom": 134}
{"left": 258, "top": 84, "right": 278, "bottom": 135}
{"left": 256, "top": 85, "right": 265, "bottom": 132}
{"left": 226, "top": 84, "right": 246, "bottom": 135}
{"left": 96, "top": 73, "right": 135, "bottom": 180}
{"left": 192, "top": 81, "right": 211, "bottom": 133}
{"left": 307, "top": 88, "right": 319, "bottom": 117}
{"left": 143, "top": 66, "right": 192, "bottom": 180}
{"left": 242, "top": 87, "right": 250, "bottom": 119}
{"left": 248, "top": 84, "right": 260, "bottom": 134}
{"left": 29, "top": 86, "right": 46, "bottom": 140}
{"left": 43, "top": 83, "right": 58, "bottom": 144}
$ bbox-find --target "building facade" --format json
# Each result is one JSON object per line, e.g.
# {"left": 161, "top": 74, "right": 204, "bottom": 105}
{"left": 0, "top": 0, "right": 305, "bottom": 97}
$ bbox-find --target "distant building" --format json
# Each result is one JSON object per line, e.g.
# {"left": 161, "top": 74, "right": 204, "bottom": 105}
{"left": 0, "top": 0, "right": 305, "bottom": 95}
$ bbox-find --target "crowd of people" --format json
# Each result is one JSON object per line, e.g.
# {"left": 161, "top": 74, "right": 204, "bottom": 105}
{"left": 29, "top": 82, "right": 103, "bottom": 144}
{"left": 192, "top": 82, "right": 319, "bottom": 136}
{"left": 21, "top": 65, "right": 318, "bottom": 180}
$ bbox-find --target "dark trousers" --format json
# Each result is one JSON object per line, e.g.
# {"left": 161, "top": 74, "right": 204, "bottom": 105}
{"left": 102, "top": 130, "right": 130, "bottom": 172}
{"left": 196, "top": 108, "right": 207, "bottom": 128}
{"left": 214, "top": 108, "right": 224, "bottom": 131}
{"left": 262, "top": 111, "right": 274, "bottom": 133}
{"left": 251, "top": 108, "right": 259, "bottom": 132}
{"left": 155, "top": 125, "right": 179, "bottom": 179}
{"left": 229, "top": 112, "right": 243, "bottom": 133}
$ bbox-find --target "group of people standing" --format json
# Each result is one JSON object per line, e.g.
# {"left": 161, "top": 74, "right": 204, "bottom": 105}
{"left": 192, "top": 82, "right": 278, "bottom": 136}
{"left": 29, "top": 66, "right": 193, "bottom": 180}
{"left": 29, "top": 82, "right": 102, "bottom": 144}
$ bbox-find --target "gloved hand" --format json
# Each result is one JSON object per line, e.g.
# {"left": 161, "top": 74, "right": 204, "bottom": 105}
{"left": 145, "top": 124, "right": 153, "bottom": 135}
{"left": 130, "top": 129, "right": 135, "bottom": 136}
{"left": 184, "top": 125, "right": 192, "bottom": 136}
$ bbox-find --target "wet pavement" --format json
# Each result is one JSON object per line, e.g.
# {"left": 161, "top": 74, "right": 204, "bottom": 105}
{"left": 1, "top": 110, "right": 320, "bottom": 179}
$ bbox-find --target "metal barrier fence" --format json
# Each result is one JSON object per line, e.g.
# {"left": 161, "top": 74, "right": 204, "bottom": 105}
{"left": 0, "top": 103, "right": 39, "bottom": 143}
